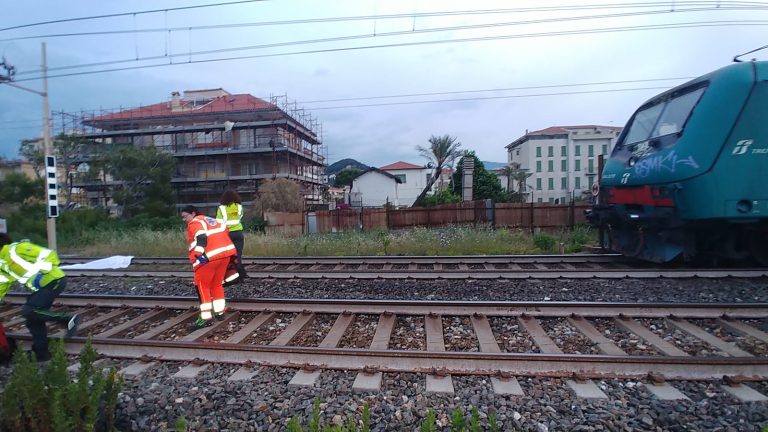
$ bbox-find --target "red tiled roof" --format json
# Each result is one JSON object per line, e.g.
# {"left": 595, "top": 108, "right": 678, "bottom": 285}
{"left": 90, "top": 93, "right": 275, "bottom": 121}
{"left": 528, "top": 125, "right": 622, "bottom": 135}
{"left": 379, "top": 161, "right": 424, "bottom": 170}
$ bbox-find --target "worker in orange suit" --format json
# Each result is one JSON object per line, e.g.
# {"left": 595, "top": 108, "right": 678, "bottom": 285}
{"left": 181, "top": 205, "right": 236, "bottom": 329}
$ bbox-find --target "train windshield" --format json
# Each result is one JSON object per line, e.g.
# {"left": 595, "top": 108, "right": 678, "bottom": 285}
{"left": 620, "top": 86, "right": 706, "bottom": 146}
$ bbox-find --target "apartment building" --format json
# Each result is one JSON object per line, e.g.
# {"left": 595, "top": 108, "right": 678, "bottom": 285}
{"left": 66, "top": 89, "right": 326, "bottom": 213}
{"left": 506, "top": 125, "right": 621, "bottom": 203}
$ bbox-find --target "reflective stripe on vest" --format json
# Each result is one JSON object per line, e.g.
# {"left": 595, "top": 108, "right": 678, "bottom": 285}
{"left": 7, "top": 244, "right": 52, "bottom": 286}
{"left": 188, "top": 215, "right": 236, "bottom": 268}
{"left": 218, "top": 204, "right": 243, "bottom": 231}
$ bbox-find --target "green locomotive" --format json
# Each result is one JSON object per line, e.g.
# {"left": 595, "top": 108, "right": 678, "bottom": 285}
{"left": 587, "top": 60, "right": 768, "bottom": 265}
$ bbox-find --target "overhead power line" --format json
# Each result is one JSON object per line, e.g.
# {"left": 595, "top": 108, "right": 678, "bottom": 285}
{"left": 307, "top": 86, "right": 673, "bottom": 111}
{"left": 0, "top": 78, "right": 691, "bottom": 130}
{"left": 3, "top": 1, "right": 767, "bottom": 41}
{"left": 0, "top": 0, "right": 269, "bottom": 32}
{"left": 299, "top": 77, "right": 693, "bottom": 104}
{"left": 11, "top": 20, "right": 766, "bottom": 82}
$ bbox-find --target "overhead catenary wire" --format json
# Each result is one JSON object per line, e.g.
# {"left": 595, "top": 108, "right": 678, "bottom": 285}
{"left": 0, "top": 76, "right": 692, "bottom": 127}
{"left": 0, "top": 0, "right": 269, "bottom": 32}
{"left": 3, "top": 1, "right": 768, "bottom": 42}
{"left": 10, "top": 20, "right": 766, "bottom": 82}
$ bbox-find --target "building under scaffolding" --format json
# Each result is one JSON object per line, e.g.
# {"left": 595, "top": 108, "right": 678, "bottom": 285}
{"left": 55, "top": 88, "right": 327, "bottom": 214}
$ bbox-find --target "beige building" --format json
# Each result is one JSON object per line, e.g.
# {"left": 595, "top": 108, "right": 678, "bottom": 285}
{"left": 505, "top": 125, "right": 622, "bottom": 203}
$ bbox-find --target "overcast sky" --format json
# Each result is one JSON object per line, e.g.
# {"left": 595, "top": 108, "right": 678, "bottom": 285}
{"left": 1, "top": 0, "right": 766, "bottom": 168}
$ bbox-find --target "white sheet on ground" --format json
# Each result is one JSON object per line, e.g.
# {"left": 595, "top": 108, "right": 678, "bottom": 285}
{"left": 60, "top": 255, "right": 134, "bottom": 270}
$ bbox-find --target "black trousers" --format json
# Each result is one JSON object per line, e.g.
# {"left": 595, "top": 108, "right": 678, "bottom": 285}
{"left": 21, "top": 277, "right": 70, "bottom": 359}
{"left": 228, "top": 230, "right": 246, "bottom": 275}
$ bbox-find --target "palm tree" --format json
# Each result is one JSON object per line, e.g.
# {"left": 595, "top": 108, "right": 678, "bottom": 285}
{"left": 509, "top": 162, "right": 532, "bottom": 203}
{"left": 413, "top": 134, "right": 463, "bottom": 207}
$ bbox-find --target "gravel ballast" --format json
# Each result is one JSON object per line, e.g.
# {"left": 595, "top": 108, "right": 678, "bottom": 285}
{"left": 2, "top": 276, "right": 767, "bottom": 431}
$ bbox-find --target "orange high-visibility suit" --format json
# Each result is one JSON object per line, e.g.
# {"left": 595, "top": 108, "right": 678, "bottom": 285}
{"left": 187, "top": 215, "right": 236, "bottom": 320}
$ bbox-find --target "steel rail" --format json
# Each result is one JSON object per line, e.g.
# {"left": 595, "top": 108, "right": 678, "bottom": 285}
{"left": 4, "top": 294, "right": 768, "bottom": 318}
{"left": 5, "top": 294, "right": 768, "bottom": 381}
{"left": 61, "top": 253, "right": 625, "bottom": 265}
{"left": 60, "top": 269, "right": 768, "bottom": 279}
{"left": 12, "top": 336, "right": 765, "bottom": 381}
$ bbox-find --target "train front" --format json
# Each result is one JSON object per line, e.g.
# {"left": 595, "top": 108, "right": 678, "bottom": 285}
{"left": 587, "top": 62, "right": 767, "bottom": 264}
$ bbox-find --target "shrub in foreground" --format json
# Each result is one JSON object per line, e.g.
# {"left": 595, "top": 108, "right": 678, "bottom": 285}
{"left": 0, "top": 338, "right": 123, "bottom": 432}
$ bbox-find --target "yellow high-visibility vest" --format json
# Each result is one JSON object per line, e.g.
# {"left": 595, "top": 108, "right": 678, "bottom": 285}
{"left": 217, "top": 203, "right": 243, "bottom": 232}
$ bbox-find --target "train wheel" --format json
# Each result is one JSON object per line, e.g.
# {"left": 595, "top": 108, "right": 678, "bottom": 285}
{"left": 750, "top": 234, "right": 768, "bottom": 267}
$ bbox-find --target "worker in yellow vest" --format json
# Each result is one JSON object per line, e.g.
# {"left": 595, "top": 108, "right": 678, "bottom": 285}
{"left": 0, "top": 233, "right": 79, "bottom": 361}
{"left": 217, "top": 190, "right": 247, "bottom": 277}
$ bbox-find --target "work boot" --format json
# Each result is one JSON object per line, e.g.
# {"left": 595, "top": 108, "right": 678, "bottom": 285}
{"left": 189, "top": 317, "right": 212, "bottom": 331}
{"left": 66, "top": 314, "right": 80, "bottom": 338}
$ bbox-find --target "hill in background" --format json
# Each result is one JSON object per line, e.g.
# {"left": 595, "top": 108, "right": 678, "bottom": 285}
{"left": 326, "top": 158, "right": 370, "bottom": 176}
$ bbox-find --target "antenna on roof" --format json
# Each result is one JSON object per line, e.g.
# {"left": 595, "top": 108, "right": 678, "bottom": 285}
{"left": 733, "top": 43, "right": 768, "bottom": 62}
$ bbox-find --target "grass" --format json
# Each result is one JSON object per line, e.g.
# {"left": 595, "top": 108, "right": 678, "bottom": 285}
{"left": 63, "top": 225, "right": 596, "bottom": 257}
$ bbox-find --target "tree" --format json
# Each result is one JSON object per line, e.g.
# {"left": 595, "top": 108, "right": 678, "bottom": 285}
{"left": 253, "top": 178, "right": 304, "bottom": 214}
{"left": 449, "top": 151, "right": 506, "bottom": 202}
{"left": 334, "top": 168, "right": 362, "bottom": 187}
{"left": 412, "top": 134, "right": 463, "bottom": 207}
{"left": 504, "top": 162, "right": 533, "bottom": 203}
{"left": 0, "top": 172, "right": 43, "bottom": 204}
{"left": 106, "top": 146, "right": 176, "bottom": 218}
{"left": 18, "top": 139, "right": 44, "bottom": 180}
{"left": 52, "top": 133, "right": 91, "bottom": 208}
{"left": 422, "top": 189, "right": 461, "bottom": 207}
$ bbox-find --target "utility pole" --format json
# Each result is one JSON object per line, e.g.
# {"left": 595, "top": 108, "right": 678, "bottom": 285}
{"left": 42, "top": 43, "right": 57, "bottom": 250}
{"left": 0, "top": 43, "right": 57, "bottom": 249}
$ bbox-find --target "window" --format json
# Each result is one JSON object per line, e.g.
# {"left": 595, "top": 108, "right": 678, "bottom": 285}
{"left": 425, "top": 173, "right": 431, "bottom": 185}
{"left": 536, "top": 161, "right": 542, "bottom": 172}
{"left": 575, "top": 160, "right": 581, "bottom": 171}
{"left": 588, "top": 145, "right": 594, "bottom": 157}
{"left": 547, "top": 146, "right": 553, "bottom": 157}
{"left": 575, "top": 177, "right": 581, "bottom": 189}
{"left": 548, "top": 178, "right": 554, "bottom": 190}
{"left": 588, "top": 159, "right": 594, "bottom": 173}
{"left": 536, "top": 147, "right": 542, "bottom": 157}
{"left": 197, "top": 162, "right": 216, "bottom": 177}
{"left": 516, "top": 150, "right": 520, "bottom": 156}
{"left": 561, "top": 177, "right": 567, "bottom": 190}
{"left": 602, "top": 144, "right": 608, "bottom": 155}
{"left": 394, "top": 174, "right": 406, "bottom": 183}
{"left": 561, "top": 146, "right": 567, "bottom": 156}
{"left": 547, "top": 161, "right": 553, "bottom": 172}
{"left": 561, "top": 160, "right": 567, "bottom": 171}
{"left": 536, "top": 178, "right": 542, "bottom": 190}
{"left": 575, "top": 145, "right": 581, "bottom": 156}
{"left": 548, "top": 197, "right": 554, "bottom": 204}
{"left": 537, "top": 197, "right": 543, "bottom": 203}
{"left": 620, "top": 85, "right": 706, "bottom": 147}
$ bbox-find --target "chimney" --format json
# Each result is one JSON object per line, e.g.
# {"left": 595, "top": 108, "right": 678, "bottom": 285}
{"left": 170, "top": 91, "right": 181, "bottom": 112}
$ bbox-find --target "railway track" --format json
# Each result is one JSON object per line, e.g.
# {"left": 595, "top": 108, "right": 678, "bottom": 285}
{"left": 4, "top": 294, "right": 768, "bottom": 399}
{"left": 60, "top": 254, "right": 768, "bottom": 279}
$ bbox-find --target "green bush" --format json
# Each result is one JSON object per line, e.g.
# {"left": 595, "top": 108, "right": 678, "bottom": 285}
{"left": 533, "top": 233, "right": 556, "bottom": 252}
{"left": 286, "top": 399, "right": 370, "bottom": 431}
{"left": 0, "top": 338, "right": 123, "bottom": 432}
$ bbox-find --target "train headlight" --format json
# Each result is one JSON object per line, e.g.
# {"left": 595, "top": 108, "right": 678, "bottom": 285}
{"left": 627, "top": 156, "right": 638, "bottom": 167}
{"left": 736, "top": 200, "right": 753, "bottom": 213}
